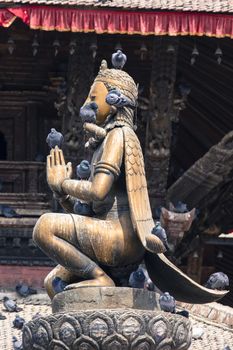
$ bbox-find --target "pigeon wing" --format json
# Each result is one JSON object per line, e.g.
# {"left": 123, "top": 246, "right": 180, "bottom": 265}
{"left": 122, "top": 126, "right": 165, "bottom": 254}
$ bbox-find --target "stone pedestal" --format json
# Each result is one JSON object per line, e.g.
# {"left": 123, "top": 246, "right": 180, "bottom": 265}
{"left": 22, "top": 287, "right": 192, "bottom": 350}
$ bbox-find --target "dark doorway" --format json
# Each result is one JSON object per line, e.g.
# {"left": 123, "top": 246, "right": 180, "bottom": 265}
{"left": 0, "top": 131, "right": 7, "bottom": 160}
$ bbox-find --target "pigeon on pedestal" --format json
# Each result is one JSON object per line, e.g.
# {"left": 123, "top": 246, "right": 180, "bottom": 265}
{"left": 159, "top": 292, "right": 176, "bottom": 313}
{"left": 3, "top": 297, "right": 22, "bottom": 312}
{"left": 13, "top": 315, "right": 25, "bottom": 329}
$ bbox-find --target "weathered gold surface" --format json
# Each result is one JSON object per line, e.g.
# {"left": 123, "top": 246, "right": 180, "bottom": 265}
{"left": 33, "top": 60, "right": 228, "bottom": 303}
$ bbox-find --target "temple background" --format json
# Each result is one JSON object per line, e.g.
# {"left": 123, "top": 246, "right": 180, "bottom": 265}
{"left": 0, "top": 15, "right": 233, "bottom": 305}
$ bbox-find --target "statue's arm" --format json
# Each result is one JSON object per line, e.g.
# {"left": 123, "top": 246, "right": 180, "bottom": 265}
{"left": 62, "top": 128, "right": 123, "bottom": 201}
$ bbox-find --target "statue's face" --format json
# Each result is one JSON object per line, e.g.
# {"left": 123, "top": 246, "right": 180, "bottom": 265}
{"left": 83, "top": 81, "right": 111, "bottom": 125}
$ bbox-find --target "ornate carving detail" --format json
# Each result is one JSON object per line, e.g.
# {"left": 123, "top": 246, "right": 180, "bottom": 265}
{"left": 23, "top": 310, "right": 192, "bottom": 350}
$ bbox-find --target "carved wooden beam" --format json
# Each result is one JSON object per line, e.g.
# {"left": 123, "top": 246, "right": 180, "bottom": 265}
{"left": 145, "top": 37, "right": 179, "bottom": 213}
{"left": 167, "top": 131, "right": 233, "bottom": 208}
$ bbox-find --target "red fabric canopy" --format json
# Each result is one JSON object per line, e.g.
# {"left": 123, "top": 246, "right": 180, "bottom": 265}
{"left": 1, "top": 6, "right": 233, "bottom": 37}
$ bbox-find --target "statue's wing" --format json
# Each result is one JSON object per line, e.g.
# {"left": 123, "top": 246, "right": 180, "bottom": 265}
{"left": 145, "top": 252, "right": 228, "bottom": 303}
{"left": 122, "top": 126, "right": 165, "bottom": 254}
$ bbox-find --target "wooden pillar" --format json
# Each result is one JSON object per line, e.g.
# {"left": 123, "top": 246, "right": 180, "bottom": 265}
{"left": 56, "top": 34, "right": 96, "bottom": 164}
{"left": 145, "top": 37, "right": 179, "bottom": 214}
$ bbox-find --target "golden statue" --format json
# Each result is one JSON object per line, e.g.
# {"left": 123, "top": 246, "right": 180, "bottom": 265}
{"left": 33, "top": 53, "right": 227, "bottom": 303}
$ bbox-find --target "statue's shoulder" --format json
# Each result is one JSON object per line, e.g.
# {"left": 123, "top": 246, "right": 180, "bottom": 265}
{"left": 105, "top": 127, "right": 124, "bottom": 146}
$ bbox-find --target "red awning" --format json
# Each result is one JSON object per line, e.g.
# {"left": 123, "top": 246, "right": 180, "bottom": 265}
{"left": 1, "top": 6, "right": 233, "bottom": 38}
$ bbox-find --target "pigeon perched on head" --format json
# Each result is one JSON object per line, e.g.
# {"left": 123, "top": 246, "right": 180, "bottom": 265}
{"left": 80, "top": 102, "right": 98, "bottom": 124}
{"left": 204, "top": 272, "right": 229, "bottom": 290}
{"left": 52, "top": 277, "right": 68, "bottom": 294}
{"left": 3, "top": 296, "right": 22, "bottom": 312}
{"left": 12, "top": 336, "right": 23, "bottom": 350}
{"left": 13, "top": 315, "right": 25, "bottom": 329}
{"left": 0, "top": 204, "right": 20, "bottom": 218}
{"left": 106, "top": 89, "right": 135, "bottom": 109}
{"left": 111, "top": 50, "right": 127, "bottom": 69}
{"left": 16, "top": 283, "right": 37, "bottom": 297}
{"left": 159, "top": 292, "right": 176, "bottom": 313}
{"left": 46, "top": 128, "right": 64, "bottom": 149}
{"left": 152, "top": 222, "right": 169, "bottom": 251}
{"left": 129, "top": 267, "right": 146, "bottom": 289}
{"left": 73, "top": 200, "right": 93, "bottom": 216}
{"left": 76, "top": 160, "right": 91, "bottom": 179}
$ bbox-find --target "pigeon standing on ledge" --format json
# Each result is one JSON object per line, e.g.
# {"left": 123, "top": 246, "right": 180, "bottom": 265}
{"left": 0, "top": 204, "right": 20, "bottom": 218}
{"left": 16, "top": 283, "right": 37, "bottom": 297}
{"left": 111, "top": 50, "right": 127, "bottom": 69}
{"left": 129, "top": 267, "right": 146, "bottom": 289}
{"left": 159, "top": 292, "right": 176, "bottom": 313}
{"left": 46, "top": 128, "right": 64, "bottom": 149}
{"left": 205, "top": 272, "right": 229, "bottom": 290}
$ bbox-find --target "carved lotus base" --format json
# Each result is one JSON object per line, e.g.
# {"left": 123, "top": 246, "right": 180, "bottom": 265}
{"left": 22, "top": 288, "right": 192, "bottom": 350}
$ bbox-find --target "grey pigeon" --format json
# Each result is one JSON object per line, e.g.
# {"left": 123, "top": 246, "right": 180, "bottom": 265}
{"left": 13, "top": 315, "right": 25, "bottom": 329}
{"left": 159, "top": 292, "right": 176, "bottom": 313}
{"left": 3, "top": 296, "right": 22, "bottom": 312}
{"left": 73, "top": 200, "right": 92, "bottom": 216}
{"left": 224, "top": 347, "right": 231, "bottom": 350}
{"left": 46, "top": 128, "right": 64, "bottom": 149}
{"left": 106, "top": 89, "right": 135, "bottom": 109}
{"left": 16, "top": 283, "right": 37, "bottom": 297}
{"left": 52, "top": 276, "right": 68, "bottom": 294}
{"left": 12, "top": 336, "right": 23, "bottom": 350}
{"left": 0, "top": 313, "right": 6, "bottom": 320}
{"left": 79, "top": 102, "right": 98, "bottom": 124}
{"left": 76, "top": 160, "right": 91, "bottom": 179}
{"left": 205, "top": 272, "right": 229, "bottom": 290}
{"left": 129, "top": 267, "right": 146, "bottom": 289}
{"left": 152, "top": 222, "right": 169, "bottom": 251}
{"left": 174, "top": 201, "right": 188, "bottom": 213}
{"left": 111, "top": 50, "right": 127, "bottom": 69}
{"left": 0, "top": 204, "right": 20, "bottom": 218}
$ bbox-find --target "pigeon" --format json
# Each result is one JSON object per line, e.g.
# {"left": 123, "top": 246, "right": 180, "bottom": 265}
{"left": 111, "top": 50, "right": 127, "bottom": 69}
{"left": 106, "top": 89, "right": 135, "bottom": 109}
{"left": 152, "top": 222, "right": 169, "bottom": 251}
{"left": 46, "top": 128, "right": 64, "bottom": 149}
{"left": 76, "top": 160, "right": 91, "bottom": 179}
{"left": 205, "top": 272, "right": 229, "bottom": 290}
{"left": 52, "top": 277, "right": 68, "bottom": 294}
{"left": 73, "top": 201, "right": 92, "bottom": 216}
{"left": 0, "top": 204, "right": 20, "bottom": 218}
{"left": 224, "top": 347, "right": 231, "bottom": 350}
{"left": 79, "top": 102, "right": 98, "bottom": 124}
{"left": 174, "top": 201, "right": 188, "bottom": 213}
{"left": 12, "top": 336, "right": 23, "bottom": 350}
{"left": 176, "top": 310, "right": 189, "bottom": 318}
{"left": 159, "top": 292, "right": 176, "bottom": 313}
{"left": 0, "top": 313, "right": 6, "bottom": 320}
{"left": 129, "top": 267, "right": 146, "bottom": 289}
{"left": 13, "top": 315, "right": 25, "bottom": 329}
{"left": 16, "top": 283, "right": 37, "bottom": 297}
{"left": 3, "top": 297, "right": 22, "bottom": 312}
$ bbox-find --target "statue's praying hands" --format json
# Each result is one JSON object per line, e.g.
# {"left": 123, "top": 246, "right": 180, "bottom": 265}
{"left": 47, "top": 146, "right": 72, "bottom": 196}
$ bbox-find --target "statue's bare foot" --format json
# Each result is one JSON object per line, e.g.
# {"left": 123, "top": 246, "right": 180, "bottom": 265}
{"left": 64, "top": 272, "right": 115, "bottom": 290}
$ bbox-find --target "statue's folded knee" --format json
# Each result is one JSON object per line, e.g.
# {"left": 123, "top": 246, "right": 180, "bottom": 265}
{"left": 33, "top": 213, "right": 54, "bottom": 246}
